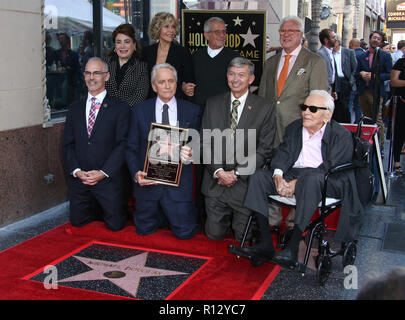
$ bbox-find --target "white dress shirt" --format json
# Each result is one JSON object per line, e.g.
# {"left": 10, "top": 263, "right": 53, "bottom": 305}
{"left": 155, "top": 96, "right": 178, "bottom": 126}
{"left": 86, "top": 90, "right": 107, "bottom": 128}
{"left": 213, "top": 90, "right": 249, "bottom": 178}
{"left": 230, "top": 90, "right": 248, "bottom": 123}
{"left": 73, "top": 89, "right": 108, "bottom": 178}
{"left": 324, "top": 46, "right": 336, "bottom": 83}
{"left": 333, "top": 48, "right": 344, "bottom": 78}
{"left": 207, "top": 45, "right": 224, "bottom": 58}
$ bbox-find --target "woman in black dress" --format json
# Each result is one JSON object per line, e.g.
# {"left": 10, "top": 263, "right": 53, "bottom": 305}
{"left": 104, "top": 24, "right": 149, "bottom": 107}
{"left": 143, "top": 12, "right": 195, "bottom": 99}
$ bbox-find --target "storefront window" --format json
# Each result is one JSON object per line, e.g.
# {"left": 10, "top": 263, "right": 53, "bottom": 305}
{"left": 44, "top": 0, "right": 125, "bottom": 119}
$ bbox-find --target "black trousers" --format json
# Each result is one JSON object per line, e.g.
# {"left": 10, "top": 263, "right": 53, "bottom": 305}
{"left": 244, "top": 168, "right": 342, "bottom": 234}
{"left": 333, "top": 77, "right": 352, "bottom": 123}
{"left": 68, "top": 177, "right": 127, "bottom": 231}
{"left": 393, "top": 98, "right": 405, "bottom": 162}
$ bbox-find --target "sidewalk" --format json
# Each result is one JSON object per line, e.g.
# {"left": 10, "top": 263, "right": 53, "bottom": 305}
{"left": 1, "top": 143, "right": 404, "bottom": 300}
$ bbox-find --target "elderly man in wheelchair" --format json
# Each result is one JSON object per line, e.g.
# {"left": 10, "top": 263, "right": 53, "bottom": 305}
{"left": 230, "top": 90, "right": 364, "bottom": 274}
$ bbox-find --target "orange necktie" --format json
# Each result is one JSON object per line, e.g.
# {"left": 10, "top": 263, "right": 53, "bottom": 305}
{"left": 277, "top": 54, "right": 292, "bottom": 98}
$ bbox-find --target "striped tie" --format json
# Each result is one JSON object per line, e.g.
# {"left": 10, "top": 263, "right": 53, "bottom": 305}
{"left": 88, "top": 97, "right": 98, "bottom": 137}
{"left": 230, "top": 99, "right": 240, "bottom": 134}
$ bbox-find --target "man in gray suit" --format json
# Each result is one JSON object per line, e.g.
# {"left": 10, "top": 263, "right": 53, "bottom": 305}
{"left": 201, "top": 57, "right": 276, "bottom": 242}
{"left": 258, "top": 16, "right": 328, "bottom": 229}
{"left": 333, "top": 36, "right": 358, "bottom": 123}
{"left": 317, "top": 29, "right": 337, "bottom": 94}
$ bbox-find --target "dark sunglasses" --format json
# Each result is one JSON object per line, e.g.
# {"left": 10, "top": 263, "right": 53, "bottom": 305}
{"left": 299, "top": 104, "right": 328, "bottom": 113}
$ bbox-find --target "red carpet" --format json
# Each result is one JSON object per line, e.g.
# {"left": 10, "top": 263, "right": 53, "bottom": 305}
{"left": 0, "top": 222, "right": 280, "bottom": 300}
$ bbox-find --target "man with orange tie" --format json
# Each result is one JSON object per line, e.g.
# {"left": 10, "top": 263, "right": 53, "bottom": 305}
{"left": 258, "top": 16, "right": 328, "bottom": 230}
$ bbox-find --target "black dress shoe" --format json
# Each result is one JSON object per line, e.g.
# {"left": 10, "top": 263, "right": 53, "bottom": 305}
{"left": 229, "top": 244, "right": 275, "bottom": 261}
{"left": 272, "top": 248, "right": 298, "bottom": 268}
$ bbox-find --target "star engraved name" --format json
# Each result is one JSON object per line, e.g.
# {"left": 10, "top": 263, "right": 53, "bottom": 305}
{"left": 58, "top": 252, "right": 188, "bottom": 298}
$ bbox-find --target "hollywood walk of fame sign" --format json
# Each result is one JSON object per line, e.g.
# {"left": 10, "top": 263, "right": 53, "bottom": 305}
{"left": 144, "top": 123, "right": 189, "bottom": 187}
{"left": 181, "top": 10, "right": 266, "bottom": 87}
{"left": 28, "top": 242, "right": 209, "bottom": 299}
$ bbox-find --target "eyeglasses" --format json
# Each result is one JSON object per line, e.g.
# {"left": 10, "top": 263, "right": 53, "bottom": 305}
{"left": 299, "top": 104, "right": 328, "bottom": 113}
{"left": 279, "top": 29, "right": 301, "bottom": 35}
{"left": 371, "top": 36, "right": 382, "bottom": 41}
{"left": 84, "top": 71, "right": 108, "bottom": 77}
{"left": 209, "top": 30, "right": 227, "bottom": 36}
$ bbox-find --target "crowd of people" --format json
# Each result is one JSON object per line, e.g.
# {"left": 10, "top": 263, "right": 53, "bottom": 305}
{"left": 59, "top": 13, "right": 405, "bottom": 286}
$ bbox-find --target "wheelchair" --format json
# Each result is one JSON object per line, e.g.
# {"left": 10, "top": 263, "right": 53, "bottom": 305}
{"left": 229, "top": 118, "right": 375, "bottom": 286}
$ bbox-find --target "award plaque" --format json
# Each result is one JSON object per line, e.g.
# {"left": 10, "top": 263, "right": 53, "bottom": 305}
{"left": 143, "top": 123, "right": 189, "bottom": 187}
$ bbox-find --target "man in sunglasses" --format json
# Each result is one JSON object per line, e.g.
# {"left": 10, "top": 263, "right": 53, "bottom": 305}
{"left": 234, "top": 90, "right": 363, "bottom": 267}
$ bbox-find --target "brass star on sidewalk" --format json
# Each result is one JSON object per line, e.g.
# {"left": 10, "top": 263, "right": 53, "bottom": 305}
{"left": 58, "top": 252, "right": 187, "bottom": 297}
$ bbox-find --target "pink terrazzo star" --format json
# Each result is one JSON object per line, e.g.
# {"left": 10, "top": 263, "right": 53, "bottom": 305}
{"left": 58, "top": 252, "right": 187, "bottom": 297}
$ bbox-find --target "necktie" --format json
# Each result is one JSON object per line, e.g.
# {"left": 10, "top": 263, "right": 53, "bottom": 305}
{"left": 277, "top": 54, "right": 292, "bottom": 98}
{"left": 162, "top": 104, "right": 169, "bottom": 125}
{"left": 230, "top": 99, "right": 240, "bottom": 134}
{"left": 88, "top": 97, "right": 97, "bottom": 137}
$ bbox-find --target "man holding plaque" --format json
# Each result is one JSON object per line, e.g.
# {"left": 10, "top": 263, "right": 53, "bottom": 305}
{"left": 126, "top": 63, "right": 201, "bottom": 239}
{"left": 201, "top": 57, "right": 276, "bottom": 242}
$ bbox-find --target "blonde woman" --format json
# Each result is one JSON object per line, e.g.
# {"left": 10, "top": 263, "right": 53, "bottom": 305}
{"left": 143, "top": 12, "right": 195, "bottom": 99}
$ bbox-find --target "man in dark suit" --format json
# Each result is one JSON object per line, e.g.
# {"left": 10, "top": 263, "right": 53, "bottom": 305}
{"left": 356, "top": 30, "right": 392, "bottom": 151}
{"left": 349, "top": 38, "right": 366, "bottom": 123}
{"left": 235, "top": 90, "right": 363, "bottom": 267}
{"left": 62, "top": 57, "right": 130, "bottom": 231}
{"left": 191, "top": 16, "right": 241, "bottom": 224}
{"left": 333, "top": 36, "right": 358, "bottom": 123}
{"left": 201, "top": 57, "right": 276, "bottom": 242}
{"left": 126, "top": 63, "right": 201, "bottom": 239}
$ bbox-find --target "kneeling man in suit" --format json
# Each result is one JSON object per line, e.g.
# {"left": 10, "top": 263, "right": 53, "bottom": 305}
{"left": 201, "top": 57, "right": 276, "bottom": 242}
{"left": 238, "top": 90, "right": 363, "bottom": 267}
{"left": 126, "top": 63, "right": 201, "bottom": 239}
{"left": 62, "top": 57, "right": 130, "bottom": 231}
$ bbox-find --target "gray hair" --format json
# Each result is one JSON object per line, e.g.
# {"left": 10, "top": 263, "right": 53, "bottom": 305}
{"left": 280, "top": 15, "right": 304, "bottom": 33}
{"left": 87, "top": 57, "right": 109, "bottom": 72}
{"left": 204, "top": 17, "right": 225, "bottom": 33}
{"left": 308, "top": 90, "right": 335, "bottom": 113}
{"left": 228, "top": 57, "right": 255, "bottom": 76}
{"left": 151, "top": 63, "right": 178, "bottom": 84}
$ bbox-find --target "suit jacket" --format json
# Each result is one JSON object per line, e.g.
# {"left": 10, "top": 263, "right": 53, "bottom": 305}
{"left": 201, "top": 91, "right": 276, "bottom": 199}
{"left": 104, "top": 53, "right": 149, "bottom": 107}
{"left": 336, "top": 47, "right": 358, "bottom": 92}
{"left": 271, "top": 119, "right": 363, "bottom": 241}
{"left": 126, "top": 97, "right": 201, "bottom": 201}
{"left": 316, "top": 46, "right": 335, "bottom": 90}
{"left": 272, "top": 119, "right": 353, "bottom": 175}
{"left": 142, "top": 42, "right": 194, "bottom": 100}
{"left": 258, "top": 47, "right": 328, "bottom": 146}
{"left": 62, "top": 94, "right": 130, "bottom": 183}
{"left": 355, "top": 49, "right": 392, "bottom": 97}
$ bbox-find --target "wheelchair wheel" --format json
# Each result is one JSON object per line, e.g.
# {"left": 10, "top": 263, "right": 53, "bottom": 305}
{"left": 342, "top": 242, "right": 357, "bottom": 268}
{"left": 316, "top": 255, "right": 332, "bottom": 286}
